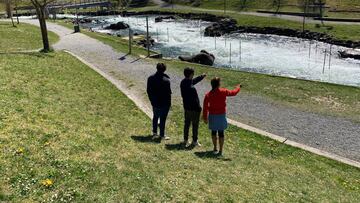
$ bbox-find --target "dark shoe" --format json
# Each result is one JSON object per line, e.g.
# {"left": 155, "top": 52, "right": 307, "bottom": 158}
{"left": 152, "top": 133, "right": 159, "bottom": 139}
{"left": 181, "top": 140, "right": 189, "bottom": 146}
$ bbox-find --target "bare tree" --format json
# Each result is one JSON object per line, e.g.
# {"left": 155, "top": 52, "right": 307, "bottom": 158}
{"left": 14, "top": 0, "right": 20, "bottom": 24}
{"left": 239, "top": 0, "right": 248, "bottom": 10}
{"left": 30, "top": 0, "right": 56, "bottom": 52}
{"left": 4, "top": 0, "right": 16, "bottom": 26}
{"left": 5, "top": 0, "right": 11, "bottom": 18}
{"left": 302, "top": 0, "right": 309, "bottom": 32}
{"left": 273, "top": 0, "right": 287, "bottom": 13}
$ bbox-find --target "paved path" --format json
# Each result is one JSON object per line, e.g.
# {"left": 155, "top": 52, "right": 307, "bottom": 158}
{"left": 23, "top": 20, "right": 360, "bottom": 163}
{"left": 151, "top": 0, "right": 360, "bottom": 25}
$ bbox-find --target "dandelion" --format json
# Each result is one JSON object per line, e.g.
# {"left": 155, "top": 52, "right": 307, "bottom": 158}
{"left": 16, "top": 147, "right": 24, "bottom": 155}
{"left": 41, "top": 179, "right": 53, "bottom": 187}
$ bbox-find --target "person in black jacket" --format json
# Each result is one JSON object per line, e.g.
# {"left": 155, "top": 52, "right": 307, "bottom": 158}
{"left": 147, "top": 63, "right": 171, "bottom": 140}
{"left": 180, "top": 67, "right": 206, "bottom": 146}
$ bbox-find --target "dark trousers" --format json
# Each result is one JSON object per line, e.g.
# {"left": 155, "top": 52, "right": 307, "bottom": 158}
{"left": 184, "top": 110, "right": 201, "bottom": 142}
{"left": 152, "top": 107, "right": 170, "bottom": 137}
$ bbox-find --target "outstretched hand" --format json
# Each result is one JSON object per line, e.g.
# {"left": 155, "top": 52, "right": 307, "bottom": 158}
{"left": 236, "top": 84, "right": 242, "bottom": 89}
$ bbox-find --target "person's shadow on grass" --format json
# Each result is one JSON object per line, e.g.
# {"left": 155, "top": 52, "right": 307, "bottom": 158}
{"left": 165, "top": 143, "right": 196, "bottom": 151}
{"left": 194, "top": 151, "right": 232, "bottom": 161}
{"left": 131, "top": 135, "right": 161, "bottom": 144}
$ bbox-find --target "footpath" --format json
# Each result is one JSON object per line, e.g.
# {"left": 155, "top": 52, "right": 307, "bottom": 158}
{"left": 21, "top": 19, "right": 360, "bottom": 168}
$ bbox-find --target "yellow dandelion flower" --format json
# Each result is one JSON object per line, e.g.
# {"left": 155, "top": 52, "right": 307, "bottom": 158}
{"left": 16, "top": 147, "right": 24, "bottom": 154}
{"left": 41, "top": 179, "right": 53, "bottom": 187}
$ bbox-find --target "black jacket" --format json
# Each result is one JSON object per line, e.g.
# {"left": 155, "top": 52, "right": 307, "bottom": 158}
{"left": 180, "top": 75, "right": 205, "bottom": 112}
{"left": 147, "top": 72, "right": 172, "bottom": 108}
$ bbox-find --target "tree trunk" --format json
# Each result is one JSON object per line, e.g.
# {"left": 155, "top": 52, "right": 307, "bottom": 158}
{"left": 15, "top": 0, "right": 20, "bottom": 24}
{"left": 5, "top": 0, "right": 11, "bottom": 19}
{"left": 35, "top": 6, "right": 51, "bottom": 52}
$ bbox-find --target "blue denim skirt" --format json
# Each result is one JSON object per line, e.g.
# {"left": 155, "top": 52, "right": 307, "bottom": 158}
{"left": 208, "top": 114, "right": 228, "bottom": 131}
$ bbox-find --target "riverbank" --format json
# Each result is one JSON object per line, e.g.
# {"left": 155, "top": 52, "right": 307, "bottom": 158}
{"left": 126, "top": 9, "right": 360, "bottom": 48}
{"left": 11, "top": 6, "right": 360, "bottom": 47}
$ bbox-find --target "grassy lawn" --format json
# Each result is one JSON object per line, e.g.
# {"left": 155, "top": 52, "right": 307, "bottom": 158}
{"left": 0, "top": 40, "right": 360, "bottom": 202}
{"left": 0, "top": 2, "right": 4, "bottom": 12}
{"left": 56, "top": 20, "right": 360, "bottom": 122}
{"left": 0, "top": 21, "right": 59, "bottom": 52}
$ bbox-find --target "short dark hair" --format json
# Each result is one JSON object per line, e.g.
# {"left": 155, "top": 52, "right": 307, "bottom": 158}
{"left": 184, "top": 67, "right": 194, "bottom": 78}
{"left": 156, "top": 63, "right": 166, "bottom": 73}
{"left": 211, "top": 77, "right": 221, "bottom": 90}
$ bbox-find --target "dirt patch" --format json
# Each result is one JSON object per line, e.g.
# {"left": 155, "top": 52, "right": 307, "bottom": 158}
{"left": 311, "top": 96, "right": 346, "bottom": 111}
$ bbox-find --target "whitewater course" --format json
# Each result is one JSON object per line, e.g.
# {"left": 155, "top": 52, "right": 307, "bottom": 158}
{"left": 57, "top": 14, "right": 360, "bottom": 87}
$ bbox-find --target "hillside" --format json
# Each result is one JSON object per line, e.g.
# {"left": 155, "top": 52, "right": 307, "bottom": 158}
{"left": 171, "top": 0, "right": 360, "bottom": 11}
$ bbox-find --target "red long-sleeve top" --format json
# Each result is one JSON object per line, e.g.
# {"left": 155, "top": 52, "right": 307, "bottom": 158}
{"left": 203, "top": 87, "right": 240, "bottom": 121}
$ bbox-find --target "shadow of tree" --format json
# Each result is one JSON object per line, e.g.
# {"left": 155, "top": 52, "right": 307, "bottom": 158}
{"left": 0, "top": 52, "right": 52, "bottom": 58}
{"left": 131, "top": 135, "right": 161, "bottom": 144}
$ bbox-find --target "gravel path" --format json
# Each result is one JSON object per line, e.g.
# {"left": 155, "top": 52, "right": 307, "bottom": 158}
{"left": 24, "top": 20, "right": 360, "bottom": 162}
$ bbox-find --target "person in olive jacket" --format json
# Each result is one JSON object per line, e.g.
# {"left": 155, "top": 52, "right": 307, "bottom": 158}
{"left": 147, "top": 63, "right": 172, "bottom": 140}
{"left": 180, "top": 67, "right": 206, "bottom": 146}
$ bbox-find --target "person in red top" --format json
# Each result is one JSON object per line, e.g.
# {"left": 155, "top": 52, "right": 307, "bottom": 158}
{"left": 203, "top": 77, "right": 241, "bottom": 156}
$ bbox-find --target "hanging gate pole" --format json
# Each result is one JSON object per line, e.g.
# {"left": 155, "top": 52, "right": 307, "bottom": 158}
{"left": 229, "top": 43, "right": 232, "bottom": 64}
{"left": 128, "top": 28, "right": 132, "bottom": 54}
{"left": 146, "top": 16, "right": 150, "bottom": 57}
{"left": 328, "top": 45, "right": 332, "bottom": 70}
{"left": 322, "top": 49, "right": 327, "bottom": 74}
{"left": 239, "top": 37, "right": 242, "bottom": 62}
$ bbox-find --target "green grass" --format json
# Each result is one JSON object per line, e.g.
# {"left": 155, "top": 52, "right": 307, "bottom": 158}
{"left": 226, "top": 13, "right": 360, "bottom": 41}
{"left": 0, "top": 50, "right": 360, "bottom": 202}
{"left": 186, "top": 0, "right": 360, "bottom": 19}
{"left": 57, "top": 20, "right": 360, "bottom": 122}
{"left": 0, "top": 2, "right": 4, "bottom": 12}
{"left": 1, "top": 17, "right": 360, "bottom": 202}
{"left": 173, "top": 0, "right": 360, "bottom": 11}
{"left": 0, "top": 22, "right": 59, "bottom": 52}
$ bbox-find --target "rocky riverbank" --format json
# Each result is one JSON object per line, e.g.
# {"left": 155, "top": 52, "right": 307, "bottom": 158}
{"left": 203, "top": 17, "right": 360, "bottom": 49}
{"left": 67, "top": 10, "right": 360, "bottom": 49}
